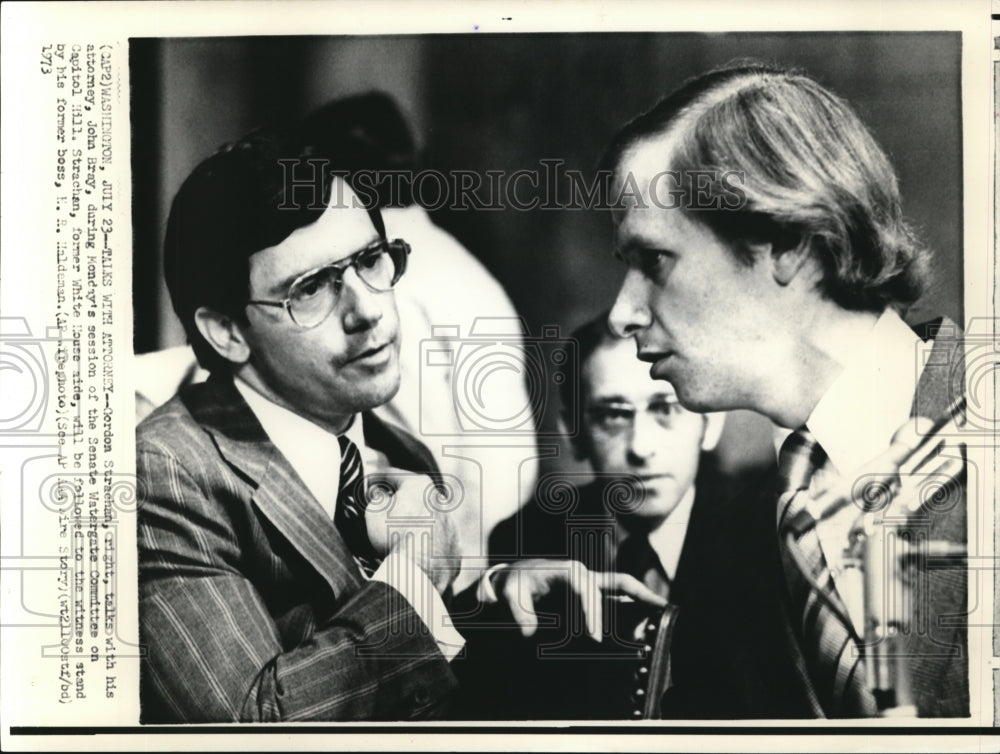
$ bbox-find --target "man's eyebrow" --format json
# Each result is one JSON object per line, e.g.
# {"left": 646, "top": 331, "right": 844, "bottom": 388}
{"left": 639, "top": 240, "right": 676, "bottom": 254}
{"left": 616, "top": 235, "right": 672, "bottom": 258}
{"left": 590, "top": 395, "right": 635, "bottom": 405}
{"left": 263, "top": 237, "right": 383, "bottom": 296}
{"left": 650, "top": 392, "right": 678, "bottom": 401}
{"left": 267, "top": 268, "right": 317, "bottom": 298}
{"left": 592, "top": 393, "right": 679, "bottom": 406}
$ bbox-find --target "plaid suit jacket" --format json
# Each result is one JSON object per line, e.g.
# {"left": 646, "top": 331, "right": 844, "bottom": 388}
{"left": 136, "top": 375, "right": 458, "bottom": 722}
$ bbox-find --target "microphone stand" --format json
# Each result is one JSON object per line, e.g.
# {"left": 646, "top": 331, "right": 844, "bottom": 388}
{"left": 854, "top": 510, "right": 916, "bottom": 715}
{"left": 845, "top": 510, "right": 966, "bottom": 716}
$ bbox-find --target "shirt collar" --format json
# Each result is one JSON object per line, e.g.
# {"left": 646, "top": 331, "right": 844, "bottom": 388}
{"left": 343, "top": 412, "right": 366, "bottom": 455}
{"left": 773, "top": 308, "right": 923, "bottom": 476}
{"left": 618, "top": 484, "right": 696, "bottom": 581}
{"left": 233, "top": 377, "right": 349, "bottom": 519}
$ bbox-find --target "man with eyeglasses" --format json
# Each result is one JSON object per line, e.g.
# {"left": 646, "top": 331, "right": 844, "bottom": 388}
{"left": 137, "top": 125, "right": 465, "bottom": 722}
{"left": 136, "top": 127, "right": 662, "bottom": 722}
{"left": 468, "top": 313, "right": 725, "bottom": 719}
{"left": 132, "top": 92, "right": 537, "bottom": 597}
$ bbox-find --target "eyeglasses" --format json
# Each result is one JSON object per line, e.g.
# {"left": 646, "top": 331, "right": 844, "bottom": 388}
{"left": 587, "top": 396, "right": 691, "bottom": 433}
{"left": 247, "top": 238, "right": 410, "bottom": 328}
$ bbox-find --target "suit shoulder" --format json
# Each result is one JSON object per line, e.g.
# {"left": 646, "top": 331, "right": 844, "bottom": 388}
{"left": 134, "top": 386, "right": 247, "bottom": 532}
{"left": 136, "top": 386, "right": 216, "bottom": 463}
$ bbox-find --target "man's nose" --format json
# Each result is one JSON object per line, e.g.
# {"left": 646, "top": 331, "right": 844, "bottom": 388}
{"left": 626, "top": 410, "right": 659, "bottom": 463}
{"left": 339, "top": 266, "right": 385, "bottom": 333}
{"left": 608, "top": 270, "right": 652, "bottom": 339}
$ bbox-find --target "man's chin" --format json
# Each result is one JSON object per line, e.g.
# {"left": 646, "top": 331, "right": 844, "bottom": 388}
{"left": 362, "top": 369, "right": 401, "bottom": 409}
{"left": 672, "top": 386, "right": 720, "bottom": 415}
{"left": 651, "top": 364, "right": 706, "bottom": 410}
{"left": 628, "top": 486, "right": 682, "bottom": 519}
{"left": 329, "top": 361, "right": 401, "bottom": 418}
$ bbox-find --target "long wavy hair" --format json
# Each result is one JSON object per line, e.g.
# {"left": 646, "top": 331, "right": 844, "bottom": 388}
{"left": 602, "top": 62, "right": 929, "bottom": 313}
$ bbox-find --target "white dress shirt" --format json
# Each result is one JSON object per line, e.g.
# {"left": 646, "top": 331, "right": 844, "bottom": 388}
{"left": 234, "top": 377, "right": 465, "bottom": 660}
{"left": 634, "top": 484, "right": 697, "bottom": 582}
{"left": 772, "top": 308, "right": 925, "bottom": 631}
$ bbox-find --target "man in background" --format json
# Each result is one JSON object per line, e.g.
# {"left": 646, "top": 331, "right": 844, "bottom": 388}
{"left": 467, "top": 313, "right": 725, "bottom": 719}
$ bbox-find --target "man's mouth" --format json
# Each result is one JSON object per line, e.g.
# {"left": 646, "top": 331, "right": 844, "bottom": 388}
{"left": 637, "top": 473, "right": 669, "bottom": 482}
{"left": 346, "top": 342, "right": 391, "bottom": 365}
{"left": 637, "top": 350, "right": 676, "bottom": 381}
{"left": 637, "top": 350, "right": 670, "bottom": 363}
{"left": 637, "top": 349, "right": 672, "bottom": 367}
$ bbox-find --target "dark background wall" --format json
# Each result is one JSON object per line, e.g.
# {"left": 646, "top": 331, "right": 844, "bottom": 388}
{"left": 130, "top": 32, "right": 963, "bottom": 473}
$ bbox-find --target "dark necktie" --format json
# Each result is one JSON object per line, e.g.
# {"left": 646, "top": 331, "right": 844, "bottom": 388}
{"left": 615, "top": 534, "right": 672, "bottom": 602}
{"left": 334, "top": 434, "right": 382, "bottom": 578}
{"left": 776, "top": 429, "right": 875, "bottom": 717}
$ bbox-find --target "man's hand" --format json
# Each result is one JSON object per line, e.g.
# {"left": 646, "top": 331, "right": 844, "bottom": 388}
{"left": 488, "top": 559, "right": 667, "bottom": 642}
{"left": 364, "top": 471, "right": 460, "bottom": 595}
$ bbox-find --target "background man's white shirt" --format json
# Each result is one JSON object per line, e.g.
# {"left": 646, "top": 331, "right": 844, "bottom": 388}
{"left": 638, "top": 484, "right": 697, "bottom": 582}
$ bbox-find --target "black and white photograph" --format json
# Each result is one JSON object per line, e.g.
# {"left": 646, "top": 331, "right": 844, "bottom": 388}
{"left": 1, "top": 1, "right": 996, "bottom": 750}
{"left": 129, "top": 29, "right": 974, "bottom": 720}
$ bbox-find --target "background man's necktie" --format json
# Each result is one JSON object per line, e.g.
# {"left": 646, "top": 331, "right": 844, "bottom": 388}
{"left": 334, "top": 434, "right": 382, "bottom": 578}
{"left": 776, "top": 429, "right": 875, "bottom": 717}
{"left": 615, "top": 534, "right": 672, "bottom": 601}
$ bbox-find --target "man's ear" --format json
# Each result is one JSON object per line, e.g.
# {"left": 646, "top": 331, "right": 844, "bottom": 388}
{"left": 700, "top": 411, "right": 726, "bottom": 452}
{"left": 194, "top": 306, "right": 252, "bottom": 366}
{"left": 759, "top": 234, "right": 813, "bottom": 286}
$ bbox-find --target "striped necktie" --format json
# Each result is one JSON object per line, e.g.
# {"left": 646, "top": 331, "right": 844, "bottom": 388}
{"left": 776, "top": 429, "right": 875, "bottom": 717}
{"left": 334, "top": 434, "right": 382, "bottom": 578}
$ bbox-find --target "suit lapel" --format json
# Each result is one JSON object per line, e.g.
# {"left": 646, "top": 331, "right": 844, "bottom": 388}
{"left": 910, "top": 317, "right": 962, "bottom": 421}
{"left": 250, "top": 459, "right": 364, "bottom": 597}
{"left": 362, "top": 411, "right": 442, "bottom": 478}
{"left": 184, "top": 376, "right": 363, "bottom": 598}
